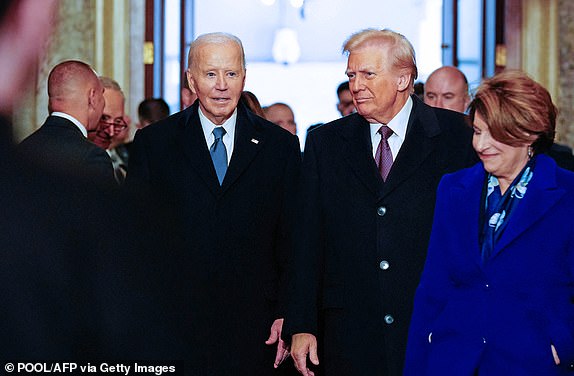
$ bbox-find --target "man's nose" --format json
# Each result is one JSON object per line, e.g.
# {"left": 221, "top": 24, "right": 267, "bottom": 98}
{"left": 215, "top": 75, "right": 228, "bottom": 90}
{"left": 105, "top": 124, "right": 114, "bottom": 136}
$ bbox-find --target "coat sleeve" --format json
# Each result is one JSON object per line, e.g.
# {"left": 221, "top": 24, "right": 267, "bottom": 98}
{"left": 273, "top": 134, "right": 302, "bottom": 318}
{"left": 283, "top": 131, "right": 324, "bottom": 337}
{"left": 403, "top": 174, "right": 458, "bottom": 375}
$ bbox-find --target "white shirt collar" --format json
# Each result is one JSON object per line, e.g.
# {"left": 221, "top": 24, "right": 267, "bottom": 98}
{"left": 199, "top": 107, "right": 237, "bottom": 163}
{"left": 369, "top": 96, "right": 413, "bottom": 159}
{"left": 51, "top": 112, "right": 88, "bottom": 138}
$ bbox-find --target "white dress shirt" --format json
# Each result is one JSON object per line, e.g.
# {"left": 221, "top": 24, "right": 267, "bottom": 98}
{"left": 369, "top": 96, "right": 413, "bottom": 161}
{"left": 199, "top": 107, "right": 237, "bottom": 164}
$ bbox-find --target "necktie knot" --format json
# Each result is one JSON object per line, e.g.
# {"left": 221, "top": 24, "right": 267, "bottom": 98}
{"left": 213, "top": 126, "right": 226, "bottom": 140}
{"left": 378, "top": 125, "right": 393, "bottom": 140}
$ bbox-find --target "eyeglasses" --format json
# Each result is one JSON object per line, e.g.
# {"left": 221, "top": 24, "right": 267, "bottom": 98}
{"left": 97, "top": 118, "right": 128, "bottom": 135}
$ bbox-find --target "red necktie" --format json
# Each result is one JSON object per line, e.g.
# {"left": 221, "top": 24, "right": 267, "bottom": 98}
{"left": 375, "top": 125, "right": 393, "bottom": 181}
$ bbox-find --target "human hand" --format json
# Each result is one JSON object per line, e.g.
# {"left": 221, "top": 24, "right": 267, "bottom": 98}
{"left": 265, "top": 318, "right": 290, "bottom": 368}
{"left": 291, "top": 333, "right": 319, "bottom": 376}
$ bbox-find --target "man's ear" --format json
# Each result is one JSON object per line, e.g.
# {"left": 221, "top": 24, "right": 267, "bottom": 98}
{"left": 397, "top": 73, "right": 411, "bottom": 92}
{"left": 186, "top": 70, "right": 197, "bottom": 95}
{"left": 87, "top": 88, "right": 96, "bottom": 108}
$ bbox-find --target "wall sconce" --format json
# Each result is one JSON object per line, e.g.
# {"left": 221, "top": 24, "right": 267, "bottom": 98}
{"left": 272, "top": 27, "right": 301, "bottom": 64}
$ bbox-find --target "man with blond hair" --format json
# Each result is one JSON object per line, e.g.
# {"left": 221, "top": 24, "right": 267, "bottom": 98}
{"left": 285, "top": 29, "right": 476, "bottom": 375}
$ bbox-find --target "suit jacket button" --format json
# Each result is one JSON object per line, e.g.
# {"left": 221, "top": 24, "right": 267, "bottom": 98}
{"left": 384, "top": 314, "right": 394, "bottom": 325}
{"left": 379, "top": 260, "right": 390, "bottom": 270}
{"left": 377, "top": 206, "right": 387, "bottom": 216}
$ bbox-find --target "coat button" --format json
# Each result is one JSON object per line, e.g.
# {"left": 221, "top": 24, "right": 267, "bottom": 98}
{"left": 384, "top": 314, "right": 394, "bottom": 325}
{"left": 377, "top": 206, "right": 387, "bottom": 216}
{"left": 379, "top": 260, "right": 390, "bottom": 270}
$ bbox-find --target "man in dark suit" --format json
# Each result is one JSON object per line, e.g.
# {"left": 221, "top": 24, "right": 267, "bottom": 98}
{"left": 18, "top": 60, "right": 115, "bottom": 188}
{"left": 126, "top": 32, "right": 301, "bottom": 375}
{"left": 0, "top": 2, "right": 168, "bottom": 361}
{"left": 286, "top": 29, "right": 477, "bottom": 376}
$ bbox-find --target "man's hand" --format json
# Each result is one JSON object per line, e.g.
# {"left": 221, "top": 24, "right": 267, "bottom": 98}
{"left": 265, "top": 318, "right": 290, "bottom": 368}
{"left": 291, "top": 333, "right": 319, "bottom": 376}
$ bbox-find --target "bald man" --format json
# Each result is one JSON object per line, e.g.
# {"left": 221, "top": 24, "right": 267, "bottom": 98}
{"left": 264, "top": 102, "right": 297, "bottom": 135}
{"left": 18, "top": 60, "right": 115, "bottom": 188}
{"left": 424, "top": 66, "right": 470, "bottom": 113}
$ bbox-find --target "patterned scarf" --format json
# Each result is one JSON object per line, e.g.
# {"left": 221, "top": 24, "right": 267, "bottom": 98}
{"left": 480, "top": 157, "right": 536, "bottom": 263}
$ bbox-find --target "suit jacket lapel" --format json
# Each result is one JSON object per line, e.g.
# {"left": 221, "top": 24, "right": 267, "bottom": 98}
{"left": 177, "top": 104, "right": 221, "bottom": 195}
{"left": 221, "top": 104, "right": 263, "bottom": 194}
{"left": 340, "top": 114, "right": 382, "bottom": 197}
{"left": 493, "top": 155, "right": 565, "bottom": 257}
{"left": 381, "top": 96, "right": 441, "bottom": 199}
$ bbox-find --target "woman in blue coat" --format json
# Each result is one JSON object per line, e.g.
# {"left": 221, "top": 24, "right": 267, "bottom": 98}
{"left": 404, "top": 70, "right": 574, "bottom": 375}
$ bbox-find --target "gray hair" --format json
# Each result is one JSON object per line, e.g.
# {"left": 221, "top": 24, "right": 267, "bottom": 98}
{"left": 99, "top": 76, "right": 125, "bottom": 100}
{"left": 187, "top": 32, "right": 246, "bottom": 71}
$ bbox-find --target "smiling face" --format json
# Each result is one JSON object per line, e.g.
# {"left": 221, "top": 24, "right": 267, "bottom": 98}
{"left": 187, "top": 41, "right": 245, "bottom": 125}
{"left": 472, "top": 113, "right": 531, "bottom": 191}
{"left": 346, "top": 44, "right": 410, "bottom": 124}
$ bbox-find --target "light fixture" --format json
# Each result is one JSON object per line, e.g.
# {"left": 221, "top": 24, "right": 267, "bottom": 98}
{"left": 290, "top": 0, "right": 304, "bottom": 8}
{"left": 272, "top": 27, "right": 301, "bottom": 64}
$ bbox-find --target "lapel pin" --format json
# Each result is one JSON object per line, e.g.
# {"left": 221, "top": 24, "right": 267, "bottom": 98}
{"left": 251, "top": 138, "right": 259, "bottom": 144}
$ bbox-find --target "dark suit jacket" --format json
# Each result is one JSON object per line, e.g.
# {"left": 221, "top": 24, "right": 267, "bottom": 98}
{"left": 18, "top": 115, "right": 115, "bottom": 188}
{"left": 285, "top": 96, "right": 477, "bottom": 376}
{"left": 126, "top": 102, "right": 301, "bottom": 375}
{"left": 547, "top": 142, "right": 574, "bottom": 171}
{"left": 405, "top": 155, "right": 574, "bottom": 375}
{"left": 1, "top": 116, "right": 163, "bottom": 360}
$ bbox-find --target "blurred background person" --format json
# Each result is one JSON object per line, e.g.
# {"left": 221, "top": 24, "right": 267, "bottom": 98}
{"left": 264, "top": 102, "right": 297, "bottom": 135}
{"left": 18, "top": 60, "right": 115, "bottom": 189}
{"left": 89, "top": 77, "right": 129, "bottom": 151}
{"left": 181, "top": 71, "right": 197, "bottom": 109}
{"left": 241, "top": 90, "right": 265, "bottom": 117}
{"left": 424, "top": 66, "right": 470, "bottom": 113}
{"left": 137, "top": 97, "right": 170, "bottom": 129}
{"left": 406, "top": 70, "right": 574, "bottom": 375}
{"left": 336, "top": 81, "right": 355, "bottom": 117}
{"left": 413, "top": 81, "right": 425, "bottom": 101}
{"left": 88, "top": 77, "right": 130, "bottom": 183}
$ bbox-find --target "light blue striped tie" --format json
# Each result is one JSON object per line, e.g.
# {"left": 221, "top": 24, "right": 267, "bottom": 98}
{"left": 210, "top": 127, "right": 228, "bottom": 185}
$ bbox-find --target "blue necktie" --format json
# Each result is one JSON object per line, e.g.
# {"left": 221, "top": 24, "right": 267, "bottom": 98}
{"left": 210, "top": 127, "right": 228, "bottom": 185}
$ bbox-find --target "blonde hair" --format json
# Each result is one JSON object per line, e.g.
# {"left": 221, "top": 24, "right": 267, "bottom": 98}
{"left": 343, "top": 28, "right": 418, "bottom": 88}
